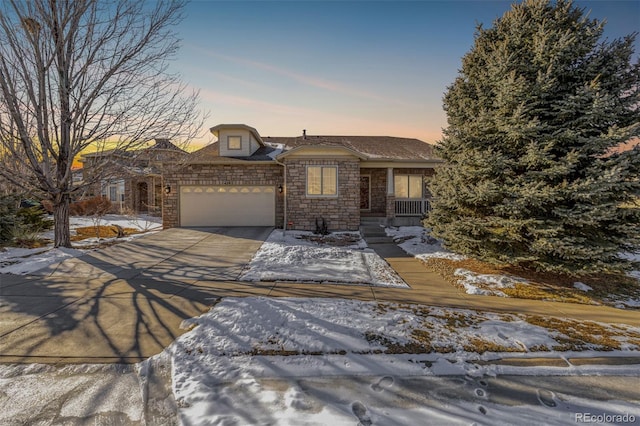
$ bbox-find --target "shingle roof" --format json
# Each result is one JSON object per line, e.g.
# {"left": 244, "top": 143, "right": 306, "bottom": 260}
{"left": 189, "top": 134, "right": 439, "bottom": 162}
{"left": 189, "top": 142, "right": 278, "bottom": 162}
{"left": 149, "top": 138, "right": 186, "bottom": 152}
{"left": 264, "top": 135, "right": 437, "bottom": 161}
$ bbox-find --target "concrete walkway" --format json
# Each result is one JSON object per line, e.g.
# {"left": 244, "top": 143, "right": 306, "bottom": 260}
{"left": 1, "top": 227, "right": 639, "bottom": 364}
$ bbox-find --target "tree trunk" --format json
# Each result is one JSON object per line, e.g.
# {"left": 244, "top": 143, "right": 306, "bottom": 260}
{"left": 53, "top": 193, "right": 71, "bottom": 248}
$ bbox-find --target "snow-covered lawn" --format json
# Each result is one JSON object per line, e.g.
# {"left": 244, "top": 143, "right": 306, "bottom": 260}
{"left": 386, "top": 225, "right": 465, "bottom": 261}
{"left": 0, "top": 215, "right": 161, "bottom": 275}
{"left": 387, "top": 226, "right": 640, "bottom": 308}
{"left": 165, "top": 298, "right": 640, "bottom": 425}
{"left": 239, "top": 230, "right": 408, "bottom": 287}
{"left": 3, "top": 297, "right": 639, "bottom": 425}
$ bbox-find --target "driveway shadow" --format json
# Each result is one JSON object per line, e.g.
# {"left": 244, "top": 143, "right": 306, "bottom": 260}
{"left": 0, "top": 227, "right": 272, "bottom": 363}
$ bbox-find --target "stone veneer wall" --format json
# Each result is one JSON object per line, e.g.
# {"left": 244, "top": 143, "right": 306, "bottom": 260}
{"left": 162, "top": 163, "right": 284, "bottom": 229}
{"left": 285, "top": 158, "right": 360, "bottom": 231}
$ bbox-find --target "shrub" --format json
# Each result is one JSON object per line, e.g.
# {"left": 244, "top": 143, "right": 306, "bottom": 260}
{"left": 0, "top": 194, "right": 53, "bottom": 244}
{"left": 70, "top": 196, "right": 112, "bottom": 216}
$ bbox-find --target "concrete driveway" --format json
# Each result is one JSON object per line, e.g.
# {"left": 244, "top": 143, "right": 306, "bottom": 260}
{"left": 0, "top": 227, "right": 273, "bottom": 363}
{"left": 3, "top": 226, "right": 640, "bottom": 365}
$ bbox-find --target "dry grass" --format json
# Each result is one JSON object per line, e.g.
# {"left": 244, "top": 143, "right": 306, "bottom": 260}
{"left": 421, "top": 257, "right": 640, "bottom": 308}
{"left": 462, "top": 337, "right": 521, "bottom": 354}
{"left": 298, "top": 232, "right": 362, "bottom": 246}
{"left": 71, "top": 225, "right": 140, "bottom": 241}
{"left": 525, "top": 316, "right": 640, "bottom": 351}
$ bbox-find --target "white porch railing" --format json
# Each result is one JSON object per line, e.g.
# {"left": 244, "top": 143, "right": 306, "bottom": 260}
{"left": 395, "top": 198, "right": 432, "bottom": 216}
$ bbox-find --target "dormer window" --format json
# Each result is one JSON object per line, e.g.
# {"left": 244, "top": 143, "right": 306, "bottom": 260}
{"left": 227, "top": 136, "right": 242, "bottom": 150}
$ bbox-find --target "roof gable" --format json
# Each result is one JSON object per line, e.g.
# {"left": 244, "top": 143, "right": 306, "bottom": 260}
{"left": 189, "top": 141, "right": 279, "bottom": 163}
{"left": 210, "top": 124, "right": 265, "bottom": 147}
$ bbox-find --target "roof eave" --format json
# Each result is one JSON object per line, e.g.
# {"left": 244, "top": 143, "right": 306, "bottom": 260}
{"left": 188, "top": 158, "right": 276, "bottom": 165}
{"left": 276, "top": 145, "right": 368, "bottom": 160}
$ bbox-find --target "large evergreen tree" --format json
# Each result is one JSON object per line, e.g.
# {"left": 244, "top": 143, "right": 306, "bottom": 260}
{"left": 427, "top": 0, "right": 640, "bottom": 274}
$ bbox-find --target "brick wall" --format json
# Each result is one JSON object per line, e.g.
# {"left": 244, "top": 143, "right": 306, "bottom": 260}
{"left": 162, "top": 163, "right": 284, "bottom": 228}
{"left": 285, "top": 158, "right": 360, "bottom": 231}
{"left": 162, "top": 161, "right": 435, "bottom": 230}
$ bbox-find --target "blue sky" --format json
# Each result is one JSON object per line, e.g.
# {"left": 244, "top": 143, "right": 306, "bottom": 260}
{"left": 174, "top": 0, "right": 639, "bottom": 145}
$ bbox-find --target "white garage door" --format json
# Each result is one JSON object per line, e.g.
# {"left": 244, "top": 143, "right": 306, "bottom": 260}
{"left": 180, "top": 185, "right": 276, "bottom": 226}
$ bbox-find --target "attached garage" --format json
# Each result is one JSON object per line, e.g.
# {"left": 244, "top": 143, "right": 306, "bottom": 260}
{"left": 179, "top": 185, "right": 276, "bottom": 227}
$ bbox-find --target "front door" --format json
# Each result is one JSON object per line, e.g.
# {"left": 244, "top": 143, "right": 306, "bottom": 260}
{"left": 360, "top": 175, "right": 370, "bottom": 210}
{"left": 137, "top": 182, "right": 148, "bottom": 212}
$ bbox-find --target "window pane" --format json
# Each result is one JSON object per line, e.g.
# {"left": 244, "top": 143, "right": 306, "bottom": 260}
{"left": 322, "top": 167, "right": 337, "bottom": 195}
{"left": 409, "top": 175, "right": 423, "bottom": 199}
{"left": 109, "top": 186, "right": 117, "bottom": 202}
{"left": 307, "top": 166, "right": 322, "bottom": 195}
{"left": 228, "top": 136, "right": 241, "bottom": 150}
{"left": 394, "top": 175, "right": 408, "bottom": 198}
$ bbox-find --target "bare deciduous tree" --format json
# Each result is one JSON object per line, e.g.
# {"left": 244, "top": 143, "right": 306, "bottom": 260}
{"left": 0, "top": 0, "right": 204, "bottom": 247}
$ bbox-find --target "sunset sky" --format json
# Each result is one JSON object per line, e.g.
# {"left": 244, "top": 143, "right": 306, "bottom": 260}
{"left": 173, "top": 0, "right": 639, "bottom": 145}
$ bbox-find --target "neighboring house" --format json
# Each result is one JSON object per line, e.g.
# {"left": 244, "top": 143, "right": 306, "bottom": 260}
{"left": 81, "top": 139, "right": 186, "bottom": 215}
{"left": 162, "top": 124, "right": 441, "bottom": 231}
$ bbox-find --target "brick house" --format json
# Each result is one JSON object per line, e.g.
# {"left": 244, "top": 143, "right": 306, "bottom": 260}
{"left": 162, "top": 124, "right": 442, "bottom": 231}
{"left": 81, "top": 139, "right": 186, "bottom": 215}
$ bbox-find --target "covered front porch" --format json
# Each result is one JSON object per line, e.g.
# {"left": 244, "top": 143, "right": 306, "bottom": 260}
{"left": 359, "top": 167, "right": 433, "bottom": 225}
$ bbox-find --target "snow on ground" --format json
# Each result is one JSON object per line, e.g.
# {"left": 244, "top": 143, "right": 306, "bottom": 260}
{"left": 2, "top": 297, "right": 640, "bottom": 425}
{"left": 453, "top": 268, "right": 523, "bottom": 297}
{"left": 622, "top": 251, "right": 640, "bottom": 281}
{"left": 573, "top": 281, "right": 593, "bottom": 292}
{"left": 0, "top": 364, "right": 143, "bottom": 425}
{"left": 386, "top": 226, "right": 465, "bottom": 261}
{"left": 386, "top": 226, "right": 519, "bottom": 296}
{"left": 0, "top": 246, "right": 85, "bottom": 275}
{"left": 160, "top": 297, "right": 640, "bottom": 425}
{"left": 0, "top": 215, "right": 161, "bottom": 275}
{"left": 388, "top": 226, "right": 640, "bottom": 304}
{"left": 240, "top": 230, "right": 408, "bottom": 287}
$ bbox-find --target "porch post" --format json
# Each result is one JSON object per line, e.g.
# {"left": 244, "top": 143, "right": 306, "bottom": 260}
{"left": 386, "top": 167, "right": 395, "bottom": 221}
{"left": 386, "top": 167, "right": 394, "bottom": 195}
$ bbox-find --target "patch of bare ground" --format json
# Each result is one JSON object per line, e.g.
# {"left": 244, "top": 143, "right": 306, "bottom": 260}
{"left": 366, "top": 308, "right": 640, "bottom": 354}
{"left": 72, "top": 225, "right": 141, "bottom": 241}
{"left": 297, "top": 233, "right": 362, "bottom": 246}
{"left": 525, "top": 316, "right": 640, "bottom": 351}
{"left": 420, "top": 257, "right": 640, "bottom": 308}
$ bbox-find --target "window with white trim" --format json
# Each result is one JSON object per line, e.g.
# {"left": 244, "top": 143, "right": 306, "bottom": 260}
{"left": 394, "top": 175, "right": 423, "bottom": 199}
{"left": 101, "top": 179, "right": 125, "bottom": 202}
{"left": 227, "top": 135, "right": 242, "bottom": 150}
{"left": 307, "top": 166, "right": 337, "bottom": 196}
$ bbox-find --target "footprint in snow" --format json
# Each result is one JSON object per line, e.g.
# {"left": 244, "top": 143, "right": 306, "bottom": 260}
{"left": 537, "top": 389, "right": 557, "bottom": 408}
{"left": 371, "top": 376, "right": 394, "bottom": 392}
{"left": 352, "top": 401, "right": 372, "bottom": 426}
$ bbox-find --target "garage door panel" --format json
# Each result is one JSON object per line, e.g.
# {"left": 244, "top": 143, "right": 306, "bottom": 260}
{"left": 180, "top": 186, "right": 275, "bottom": 227}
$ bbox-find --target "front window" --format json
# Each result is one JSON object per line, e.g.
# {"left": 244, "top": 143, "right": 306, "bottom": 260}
{"left": 395, "top": 175, "right": 423, "bottom": 199}
{"left": 101, "top": 179, "right": 124, "bottom": 202}
{"left": 307, "top": 166, "right": 337, "bottom": 196}
{"left": 227, "top": 136, "right": 242, "bottom": 150}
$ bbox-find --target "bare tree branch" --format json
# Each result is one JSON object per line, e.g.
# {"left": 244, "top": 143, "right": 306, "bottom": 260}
{"left": 0, "top": 0, "right": 205, "bottom": 247}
